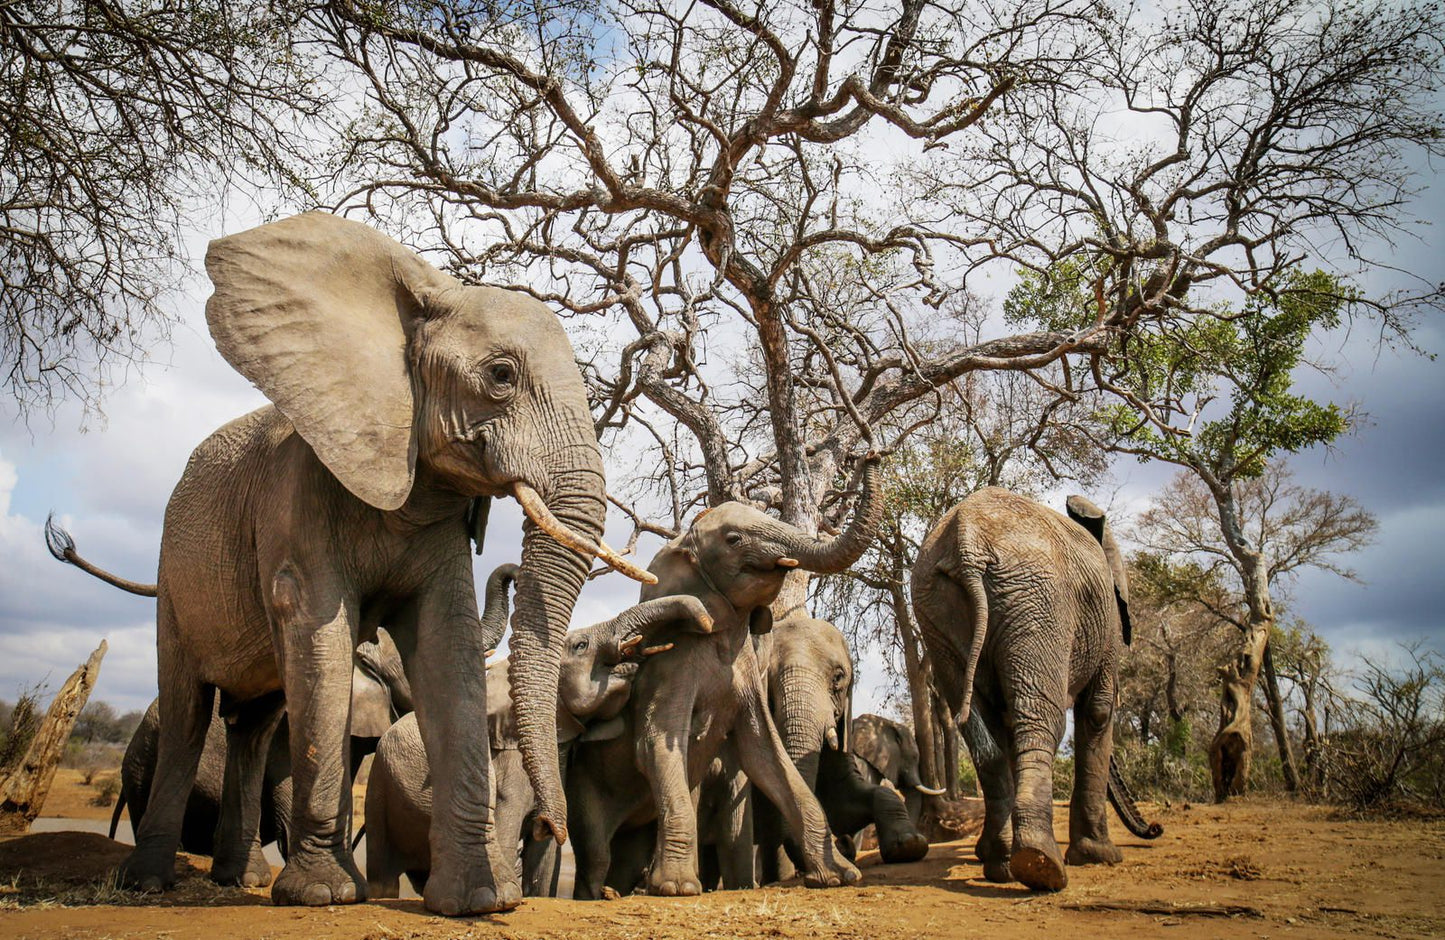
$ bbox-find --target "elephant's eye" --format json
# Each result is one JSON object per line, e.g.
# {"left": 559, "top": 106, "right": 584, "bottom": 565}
{"left": 489, "top": 361, "right": 516, "bottom": 386}
{"left": 572, "top": 638, "right": 588, "bottom": 653}
{"left": 833, "top": 666, "right": 848, "bottom": 689}
{"left": 725, "top": 531, "right": 743, "bottom": 546}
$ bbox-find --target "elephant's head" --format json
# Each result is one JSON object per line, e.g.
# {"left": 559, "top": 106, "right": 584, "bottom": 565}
{"left": 489, "top": 596, "right": 714, "bottom": 748}
{"left": 203, "top": 212, "right": 654, "bottom": 842}
{"left": 641, "top": 456, "right": 883, "bottom": 633}
{"left": 1065, "top": 495, "right": 1132, "bottom": 646}
{"left": 352, "top": 628, "right": 413, "bottom": 738}
{"left": 850, "top": 713, "right": 945, "bottom": 822}
{"left": 766, "top": 609, "right": 854, "bottom": 789}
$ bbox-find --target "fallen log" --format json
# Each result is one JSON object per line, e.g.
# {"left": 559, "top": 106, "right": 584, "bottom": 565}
{"left": 1062, "top": 900, "right": 1264, "bottom": 918}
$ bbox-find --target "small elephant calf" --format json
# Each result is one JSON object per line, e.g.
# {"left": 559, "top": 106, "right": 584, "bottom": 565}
{"left": 364, "top": 597, "right": 713, "bottom": 898}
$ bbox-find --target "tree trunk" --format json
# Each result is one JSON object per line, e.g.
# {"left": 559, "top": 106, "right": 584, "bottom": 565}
{"left": 1260, "top": 641, "right": 1300, "bottom": 792}
{"left": 0, "top": 641, "right": 106, "bottom": 833}
{"left": 1209, "top": 557, "right": 1271, "bottom": 802}
{"left": 890, "top": 580, "right": 942, "bottom": 790}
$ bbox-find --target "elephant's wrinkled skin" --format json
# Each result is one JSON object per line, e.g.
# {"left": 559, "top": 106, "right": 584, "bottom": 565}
{"left": 110, "top": 632, "right": 412, "bottom": 872}
{"left": 912, "top": 488, "right": 1136, "bottom": 891}
{"left": 364, "top": 595, "right": 712, "bottom": 898}
{"left": 62, "top": 213, "right": 649, "bottom": 914}
{"left": 754, "top": 611, "right": 929, "bottom": 882}
{"left": 568, "top": 456, "right": 883, "bottom": 899}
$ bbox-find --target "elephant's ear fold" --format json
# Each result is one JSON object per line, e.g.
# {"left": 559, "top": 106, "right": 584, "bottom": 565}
{"left": 749, "top": 606, "right": 773, "bottom": 636}
{"left": 205, "top": 212, "right": 459, "bottom": 511}
{"left": 1067, "top": 495, "right": 1132, "bottom": 645}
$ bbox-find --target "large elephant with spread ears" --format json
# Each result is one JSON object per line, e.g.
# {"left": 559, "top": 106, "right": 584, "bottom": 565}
{"left": 568, "top": 456, "right": 883, "bottom": 899}
{"left": 57, "top": 213, "right": 652, "bottom": 914}
{"left": 911, "top": 488, "right": 1159, "bottom": 892}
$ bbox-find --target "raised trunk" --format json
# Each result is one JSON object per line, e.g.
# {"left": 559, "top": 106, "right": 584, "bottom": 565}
{"left": 781, "top": 457, "right": 882, "bottom": 574}
{"left": 478, "top": 563, "right": 519, "bottom": 651}
{"left": 508, "top": 469, "right": 606, "bottom": 842}
{"left": 1260, "top": 642, "right": 1300, "bottom": 792}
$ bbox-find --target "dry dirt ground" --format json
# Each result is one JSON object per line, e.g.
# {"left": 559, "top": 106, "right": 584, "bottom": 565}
{"left": 4, "top": 777, "right": 1443, "bottom": 940}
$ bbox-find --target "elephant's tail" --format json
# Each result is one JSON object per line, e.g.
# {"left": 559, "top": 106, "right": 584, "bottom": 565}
{"left": 351, "top": 823, "right": 366, "bottom": 852}
{"left": 109, "top": 790, "right": 127, "bottom": 841}
{"left": 45, "top": 514, "right": 157, "bottom": 597}
{"left": 1107, "top": 753, "right": 1163, "bottom": 839}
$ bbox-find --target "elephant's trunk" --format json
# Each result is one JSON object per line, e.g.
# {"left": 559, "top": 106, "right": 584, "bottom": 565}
{"left": 776, "top": 666, "right": 827, "bottom": 789}
{"left": 779, "top": 456, "right": 882, "bottom": 574}
{"left": 508, "top": 464, "right": 607, "bottom": 844}
{"left": 601, "top": 596, "right": 713, "bottom": 661}
{"left": 478, "top": 563, "right": 520, "bottom": 651}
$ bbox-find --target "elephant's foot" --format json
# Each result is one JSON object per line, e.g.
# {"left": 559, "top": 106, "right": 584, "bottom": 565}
{"left": 1065, "top": 836, "right": 1122, "bottom": 866}
{"left": 879, "top": 830, "right": 930, "bottom": 864}
{"left": 271, "top": 849, "right": 366, "bottom": 906}
{"left": 423, "top": 857, "right": 520, "bottom": 916}
{"left": 212, "top": 844, "right": 273, "bottom": 888}
{"left": 802, "top": 853, "right": 862, "bottom": 889}
{"left": 983, "top": 858, "right": 1013, "bottom": 883}
{"left": 118, "top": 848, "right": 177, "bottom": 893}
{"left": 1009, "top": 830, "right": 1067, "bottom": 891}
{"left": 646, "top": 857, "right": 702, "bottom": 897}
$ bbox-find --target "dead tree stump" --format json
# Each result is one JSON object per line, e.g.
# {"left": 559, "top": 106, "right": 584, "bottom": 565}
{"left": 0, "top": 641, "right": 107, "bottom": 834}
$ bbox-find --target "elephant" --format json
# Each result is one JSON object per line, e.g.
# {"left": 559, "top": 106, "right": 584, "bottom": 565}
{"left": 566, "top": 456, "right": 883, "bottom": 900}
{"left": 107, "top": 630, "right": 413, "bottom": 859}
{"left": 48, "top": 212, "right": 652, "bottom": 913}
{"left": 911, "top": 488, "right": 1161, "bottom": 891}
{"left": 753, "top": 610, "right": 930, "bottom": 883}
{"left": 848, "top": 713, "right": 945, "bottom": 836}
{"left": 363, "top": 595, "right": 714, "bottom": 899}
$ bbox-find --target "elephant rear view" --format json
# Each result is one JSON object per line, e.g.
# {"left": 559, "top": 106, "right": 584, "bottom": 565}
{"left": 912, "top": 488, "right": 1153, "bottom": 891}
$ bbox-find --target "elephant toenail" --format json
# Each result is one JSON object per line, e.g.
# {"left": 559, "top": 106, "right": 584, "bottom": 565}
{"left": 302, "top": 884, "right": 332, "bottom": 906}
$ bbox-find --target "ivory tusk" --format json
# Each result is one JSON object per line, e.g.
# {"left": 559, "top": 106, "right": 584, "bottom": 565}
{"left": 510, "top": 482, "right": 657, "bottom": 584}
{"left": 824, "top": 726, "right": 840, "bottom": 750}
{"left": 618, "top": 635, "right": 645, "bottom": 657}
{"left": 915, "top": 784, "right": 947, "bottom": 796}
{"left": 642, "top": 642, "right": 674, "bottom": 656}
{"left": 776, "top": 557, "right": 801, "bottom": 568}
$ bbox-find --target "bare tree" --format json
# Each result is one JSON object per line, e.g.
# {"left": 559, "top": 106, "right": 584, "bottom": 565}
{"left": 311, "top": 0, "right": 1115, "bottom": 606}
{"left": 1134, "top": 466, "right": 1377, "bottom": 797}
{"left": 1, "top": 0, "right": 327, "bottom": 415}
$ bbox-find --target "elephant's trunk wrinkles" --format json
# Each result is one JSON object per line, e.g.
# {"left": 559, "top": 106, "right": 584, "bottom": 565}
{"left": 508, "top": 467, "right": 607, "bottom": 845}
{"left": 603, "top": 596, "right": 713, "bottom": 660}
{"left": 777, "top": 666, "right": 828, "bottom": 788}
{"left": 478, "top": 563, "right": 519, "bottom": 651}
{"left": 779, "top": 457, "right": 882, "bottom": 573}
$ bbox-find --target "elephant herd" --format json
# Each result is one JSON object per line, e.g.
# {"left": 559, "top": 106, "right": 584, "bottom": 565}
{"left": 48, "top": 213, "right": 1159, "bottom": 916}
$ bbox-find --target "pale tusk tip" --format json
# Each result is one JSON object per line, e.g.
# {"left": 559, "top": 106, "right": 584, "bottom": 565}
{"left": 776, "top": 557, "right": 801, "bottom": 568}
{"left": 916, "top": 784, "right": 947, "bottom": 796}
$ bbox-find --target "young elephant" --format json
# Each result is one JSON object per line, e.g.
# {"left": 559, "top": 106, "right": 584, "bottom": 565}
{"left": 364, "top": 596, "right": 713, "bottom": 898}
{"left": 109, "top": 631, "right": 412, "bottom": 868}
{"left": 55, "top": 213, "right": 652, "bottom": 913}
{"left": 912, "top": 489, "right": 1137, "bottom": 891}
{"left": 754, "top": 610, "right": 930, "bottom": 881}
{"left": 568, "top": 455, "right": 883, "bottom": 900}
{"left": 849, "top": 713, "right": 946, "bottom": 833}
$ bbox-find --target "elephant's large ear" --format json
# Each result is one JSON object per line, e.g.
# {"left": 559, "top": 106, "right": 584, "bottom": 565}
{"left": 1067, "top": 496, "right": 1132, "bottom": 646}
{"left": 205, "top": 212, "right": 459, "bottom": 510}
{"left": 749, "top": 605, "right": 774, "bottom": 636}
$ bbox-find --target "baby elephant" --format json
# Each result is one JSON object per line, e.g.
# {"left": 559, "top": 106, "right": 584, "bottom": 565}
{"left": 364, "top": 596, "right": 713, "bottom": 898}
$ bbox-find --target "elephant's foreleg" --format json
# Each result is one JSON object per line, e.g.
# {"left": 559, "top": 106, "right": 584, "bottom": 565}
{"left": 714, "top": 762, "right": 756, "bottom": 890}
{"left": 362, "top": 773, "right": 401, "bottom": 899}
{"left": 731, "top": 696, "right": 860, "bottom": 889}
{"left": 637, "top": 706, "right": 703, "bottom": 896}
{"left": 1065, "top": 676, "right": 1122, "bottom": 867}
{"left": 120, "top": 600, "right": 214, "bottom": 891}
{"left": 961, "top": 707, "right": 1014, "bottom": 882}
{"left": 212, "top": 691, "right": 286, "bottom": 887}
{"left": 407, "top": 567, "right": 517, "bottom": 915}
{"left": 268, "top": 569, "right": 366, "bottom": 906}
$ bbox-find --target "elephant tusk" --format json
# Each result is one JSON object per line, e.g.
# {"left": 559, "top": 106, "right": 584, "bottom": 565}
{"left": 642, "top": 642, "right": 674, "bottom": 656}
{"left": 824, "top": 726, "right": 840, "bottom": 750}
{"left": 915, "top": 784, "right": 947, "bottom": 796}
{"left": 776, "top": 556, "right": 801, "bottom": 568}
{"left": 510, "top": 482, "right": 657, "bottom": 584}
{"left": 618, "top": 635, "right": 645, "bottom": 657}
